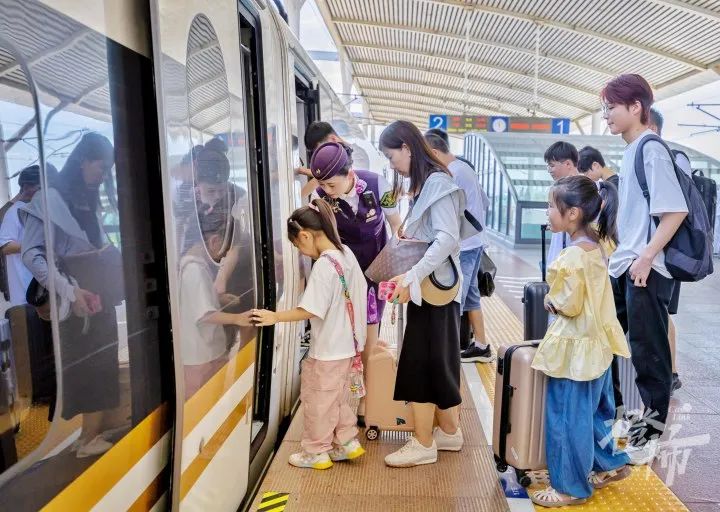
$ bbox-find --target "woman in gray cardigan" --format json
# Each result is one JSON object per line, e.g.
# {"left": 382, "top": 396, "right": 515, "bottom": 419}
{"left": 380, "top": 121, "right": 465, "bottom": 468}
{"left": 20, "top": 133, "right": 121, "bottom": 459}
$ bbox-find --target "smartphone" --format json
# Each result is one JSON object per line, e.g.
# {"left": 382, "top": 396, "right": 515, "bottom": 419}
{"left": 378, "top": 281, "right": 397, "bottom": 302}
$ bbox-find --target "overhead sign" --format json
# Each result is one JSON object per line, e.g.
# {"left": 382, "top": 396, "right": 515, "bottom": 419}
{"left": 429, "top": 115, "right": 571, "bottom": 135}
{"left": 428, "top": 114, "right": 448, "bottom": 131}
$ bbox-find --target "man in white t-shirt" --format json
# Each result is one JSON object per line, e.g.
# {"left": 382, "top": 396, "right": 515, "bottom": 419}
{"left": 602, "top": 74, "right": 688, "bottom": 465}
{"left": 544, "top": 142, "right": 579, "bottom": 268}
{"left": 0, "top": 166, "right": 41, "bottom": 306}
{"left": 648, "top": 107, "right": 686, "bottom": 397}
{"left": 425, "top": 133, "right": 493, "bottom": 364}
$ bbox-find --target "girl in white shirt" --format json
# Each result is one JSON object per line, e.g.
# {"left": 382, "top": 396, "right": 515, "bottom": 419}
{"left": 252, "top": 199, "right": 367, "bottom": 470}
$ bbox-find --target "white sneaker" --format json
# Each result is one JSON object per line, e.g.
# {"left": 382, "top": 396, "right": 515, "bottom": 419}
{"left": 384, "top": 437, "right": 437, "bottom": 467}
{"left": 625, "top": 438, "right": 659, "bottom": 466}
{"left": 328, "top": 438, "right": 366, "bottom": 461}
{"left": 288, "top": 451, "right": 333, "bottom": 470}
{"left": 76, "top": 436, "right": 113, "bottom": 458}
{"left": 433, "top": 426, "right": 463, "bottom": 451}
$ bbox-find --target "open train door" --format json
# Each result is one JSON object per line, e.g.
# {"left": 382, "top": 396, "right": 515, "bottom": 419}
{"left": 148, "top": 1, "right": 261, "bottom": 509}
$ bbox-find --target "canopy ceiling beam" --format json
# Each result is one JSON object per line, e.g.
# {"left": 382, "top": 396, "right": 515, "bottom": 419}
{"left": 415, "top": 0, "right": 708, "bottom": 70}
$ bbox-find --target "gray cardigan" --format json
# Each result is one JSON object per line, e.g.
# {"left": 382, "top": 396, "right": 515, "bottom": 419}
{"left": 19, "top": 188, "right": 106, "bottom": 304}
{"left": 402, "top": 172, "right": 474, "bottom": 306}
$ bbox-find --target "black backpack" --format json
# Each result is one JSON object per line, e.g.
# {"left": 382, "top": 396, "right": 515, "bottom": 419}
{"left": 671, "top": 149, "right": 718, "bottom": 228}
{"left": 635, "top": 135, "right": 713, "bottom": 282}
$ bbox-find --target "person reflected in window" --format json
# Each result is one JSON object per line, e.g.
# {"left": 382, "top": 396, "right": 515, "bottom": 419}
{"left": 179, "top": 210, "right": 252, "bottom": 400}
{"left": 0, "top": 166, "right": 41, "bottom": 306}
{"left": 20, "top": 133, "right": 122, "bottom": 459}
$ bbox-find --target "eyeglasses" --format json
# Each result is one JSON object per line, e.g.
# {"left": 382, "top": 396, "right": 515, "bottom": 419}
{"left": 600, "top": 103, "right": 614, "bottom": 115}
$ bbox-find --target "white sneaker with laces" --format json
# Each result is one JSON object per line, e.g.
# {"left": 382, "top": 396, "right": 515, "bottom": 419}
{"left": 432, "top": 426, "right": 463, "bottom": 451}
{"left": 288, "top": 451, "right": 333, "bottom": 470}
{"left": 625, "top": 438, "right": 660, "bottom": 466}
{"left": 76, "top": 436, "right": 113, "bottom": 458}
{"left": 384, "top": 437, "right": 437, "bottom": 467}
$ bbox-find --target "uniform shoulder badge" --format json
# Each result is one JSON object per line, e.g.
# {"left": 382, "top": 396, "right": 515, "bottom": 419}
{"left": 379, "top": 191, "right": 397, "bottom": 208}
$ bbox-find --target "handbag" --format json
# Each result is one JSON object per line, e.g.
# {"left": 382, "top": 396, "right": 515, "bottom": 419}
{"left": 365, "top": 210, "right": 460, "bottom": 306}
{"left": 478, "top": 250, "right": 496, "bottom": 297}
{"left": 322, "top": 254, "right": 365, "bottom": 399}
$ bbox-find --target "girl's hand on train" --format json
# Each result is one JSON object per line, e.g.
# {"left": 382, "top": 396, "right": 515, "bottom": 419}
{"left": 251, "top": 309, "right": 278, "bottom": 326}
{"left": 389, "top": 275, "right": 410, "bottom": 304}
{"left": 234, "top": 310, "right": 254, "bottom": 327}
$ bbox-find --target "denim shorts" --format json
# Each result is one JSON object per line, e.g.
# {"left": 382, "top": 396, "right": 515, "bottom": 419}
{"left": 459, "top": 247, "right": 483, "bottom": 312}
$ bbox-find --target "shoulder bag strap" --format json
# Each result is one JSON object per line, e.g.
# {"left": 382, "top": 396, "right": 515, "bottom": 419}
{"left": 321, "top": 254, "right": 360, "bottom": 356}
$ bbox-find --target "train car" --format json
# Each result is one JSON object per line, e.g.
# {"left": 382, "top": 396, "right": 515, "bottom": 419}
{"left": 0, "top": 0, "right": 371, "bottom": 509}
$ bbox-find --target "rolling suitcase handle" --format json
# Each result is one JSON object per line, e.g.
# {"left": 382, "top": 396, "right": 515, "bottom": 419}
{"left": 540, "top": 223, "right": 548, "bottom": 282}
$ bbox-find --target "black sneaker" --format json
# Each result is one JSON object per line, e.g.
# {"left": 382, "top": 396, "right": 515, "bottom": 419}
{"left": 671, "top": 373, "right": 682, "bottom": 394}
{"left": 461, "top": 344, "right": 494, "bottom": 363}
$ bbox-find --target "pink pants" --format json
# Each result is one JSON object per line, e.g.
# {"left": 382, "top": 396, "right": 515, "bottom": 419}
{"left": 301, "top": 357, "right": 358, "bottom": 454}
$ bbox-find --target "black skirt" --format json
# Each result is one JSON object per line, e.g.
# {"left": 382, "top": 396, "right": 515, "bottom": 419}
{"left": 58, "top": 308, "right": 120, "bottom": 419}
{"left": 393, "top": 301, "right": 461, "bottom": 410}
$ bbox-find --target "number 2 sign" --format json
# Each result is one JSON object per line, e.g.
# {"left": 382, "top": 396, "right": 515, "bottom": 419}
{"left": 428, "top": 115, "right": 447, "bottom": 131}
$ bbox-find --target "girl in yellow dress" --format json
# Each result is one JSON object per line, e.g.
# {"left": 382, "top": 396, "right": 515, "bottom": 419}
{"left": 531, "top": 175, "right": 631, "bottom": 508}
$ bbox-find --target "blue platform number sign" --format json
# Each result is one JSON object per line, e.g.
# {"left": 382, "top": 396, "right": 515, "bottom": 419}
{"left": 428, "top": 114, "right": 447, "bottom": 131}
{"left": 489, "top": 116, "right": 509, "bottom": 133}
{"left": 552, "top": 118, "right": 570, "bottom": 134}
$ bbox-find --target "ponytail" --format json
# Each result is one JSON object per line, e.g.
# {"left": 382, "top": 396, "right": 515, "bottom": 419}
{"left": 597, "top": 180, "right": 619, "bottom": 244}
{"left": 287, "top": 198, "right": 344, "bottom": 251}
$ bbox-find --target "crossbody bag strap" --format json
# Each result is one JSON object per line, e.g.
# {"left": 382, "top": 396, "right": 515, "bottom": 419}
{"left": 321, "top": 254, "right": 360, "bottom": 356}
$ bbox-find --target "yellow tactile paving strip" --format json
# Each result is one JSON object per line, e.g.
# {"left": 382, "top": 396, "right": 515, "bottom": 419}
{"left": 475, "top": 295, "right": 524, "bottom": 407}
{"left": 477, "top": 295, "right": 689, "bottom": 511}
{"left": 15, "top": 405, "right": 51, "bottom": 458}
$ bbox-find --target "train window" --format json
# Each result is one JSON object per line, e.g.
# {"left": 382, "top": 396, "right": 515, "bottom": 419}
{"left": 0, "top": 39, "right": 48, "bottom": 473}
{"left": 0, "top": 1, "right": 173, "bottom": 509}
{"left": 180, "top": 14, "right": 257, "bottom": 401}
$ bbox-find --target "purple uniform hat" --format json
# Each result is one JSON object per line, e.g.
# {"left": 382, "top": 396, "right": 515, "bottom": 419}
{"left": 310, "top": 142, "right": 350, "bottom": 181}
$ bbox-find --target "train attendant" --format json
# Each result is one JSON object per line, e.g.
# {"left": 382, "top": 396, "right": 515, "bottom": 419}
{"left": 308, "top": 140, "right": 401, "bottom": 424}
{"left": 380, "top": 121, "right": 466, "bottom": 468}
{"left": 252, "top": 199, "right": 367, "bottom": 470}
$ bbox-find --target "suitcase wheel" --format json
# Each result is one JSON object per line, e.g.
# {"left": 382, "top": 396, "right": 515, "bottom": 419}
{"left": 365, "top": 426, "right": 380, "bottom": 441}
{"left": 518, "top": 473, "right": 532, "bottom": 488}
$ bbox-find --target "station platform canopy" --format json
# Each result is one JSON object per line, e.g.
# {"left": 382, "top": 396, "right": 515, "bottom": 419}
{"left": 315, "top": 0, "right": 720, "bottom": 129}
{"left": 463, "top": 132, "right": 720, "bottom": 245}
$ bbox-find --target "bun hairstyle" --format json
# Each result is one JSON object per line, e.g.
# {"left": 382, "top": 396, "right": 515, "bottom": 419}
{"left": 551, "top": 175, "right": 618, "bottom": 243}
{"left": 287, "top": 198, "right": 344, "bottom": 252}
{"left": 196, "top": 139, "right": 230, "bottom": 184}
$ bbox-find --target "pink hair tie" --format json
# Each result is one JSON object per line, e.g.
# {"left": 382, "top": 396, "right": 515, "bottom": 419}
{"left": 308, "top": 203, "right": 319, "bottom": 212}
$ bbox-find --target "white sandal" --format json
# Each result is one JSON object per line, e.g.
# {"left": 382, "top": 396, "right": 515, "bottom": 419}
{"left": 589, "top": 465, "right": 631, "bottom": 489}
{"left": 530, "top": 486, "right": 587, "bottom": 508}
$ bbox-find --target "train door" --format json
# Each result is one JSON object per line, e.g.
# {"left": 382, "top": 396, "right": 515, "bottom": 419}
{"left": 0, "top": 0, "right": 174, "bottom": 509}
{"left": 281, "top": 65, "right": 319, "bottom": 416}
{"left": 149, "top": 1, "right": 262, "bottom": 509}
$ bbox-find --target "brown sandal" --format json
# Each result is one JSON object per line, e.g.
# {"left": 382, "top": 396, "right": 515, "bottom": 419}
{"left": 589, "top": 465, "right": 632, "bottom": 489}
{"left": 530, "top": 487, "right": 588, "bottom": 508}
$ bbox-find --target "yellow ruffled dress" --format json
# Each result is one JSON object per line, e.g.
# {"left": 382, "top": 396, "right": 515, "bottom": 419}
{"left": 531, "top": 245, "right": 630, "bottom": 381}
